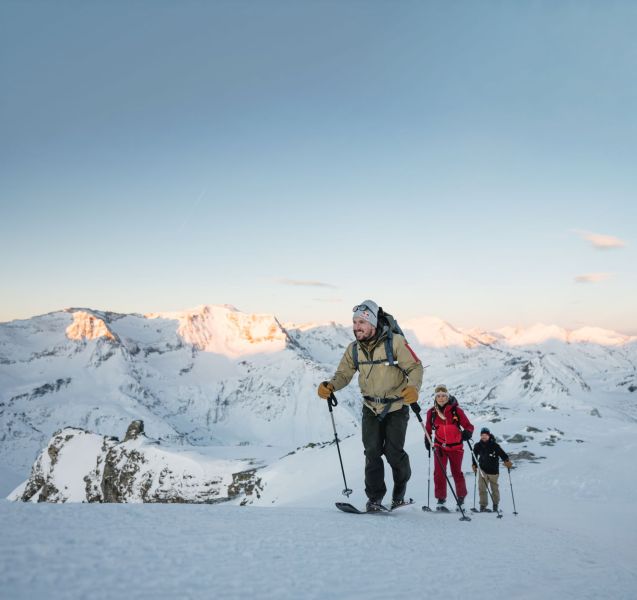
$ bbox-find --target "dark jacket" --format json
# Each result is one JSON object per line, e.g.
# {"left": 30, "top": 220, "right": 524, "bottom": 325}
{"left": 472, "top": 435, "right": 509, "bottom": 475}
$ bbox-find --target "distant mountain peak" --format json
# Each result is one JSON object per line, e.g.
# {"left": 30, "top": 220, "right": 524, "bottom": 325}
{"left": 145, "top": 304, "right": 287, "bottom": 356}
{"left": 402, "top": 315, "right": 488, "bottom": 348}
{"left": 65, "top": 310, "right": 116, "bottom": 342}
{"left": 494, "top": 323, "right": 635, "bottom": 346}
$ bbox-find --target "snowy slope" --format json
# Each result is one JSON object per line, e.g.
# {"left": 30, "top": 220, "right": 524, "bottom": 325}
{"left": 2, "top": 305, "right": 637, "bottom": 598}
{"left": 0, "top": 306, "right": 362, "bottom": 476}
{"left": 2, "top": 304, "right": 637, "bottom": 482}
{"left": 1, "top": 457, "right": 635, "bottom": 600}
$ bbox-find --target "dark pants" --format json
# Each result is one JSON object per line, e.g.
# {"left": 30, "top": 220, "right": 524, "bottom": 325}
{"left": 362, "top": 405, "right": 411, "bottom": 502}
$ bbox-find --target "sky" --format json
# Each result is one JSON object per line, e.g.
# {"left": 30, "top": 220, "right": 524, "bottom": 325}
{"left": 1, "top": 0, "right": 636, "bottom": 333}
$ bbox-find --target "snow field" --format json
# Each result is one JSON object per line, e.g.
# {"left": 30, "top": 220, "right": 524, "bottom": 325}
{"left": 1, "top": 499, "right": 635, "bottom": 600}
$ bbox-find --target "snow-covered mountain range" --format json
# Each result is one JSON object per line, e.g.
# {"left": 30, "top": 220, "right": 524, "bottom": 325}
{"left": 1, "top": 304, "right": 636, "bottom": 499}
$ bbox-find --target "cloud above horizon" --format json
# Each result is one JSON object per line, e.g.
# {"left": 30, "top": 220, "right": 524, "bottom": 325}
{"left": 574, "top": 273, "right": 611, "bottom": 284}
{"left": 575, "top": 230, "right": 626, "bottom": 249}
{"left": 277, "top": 279, "right": 337, "bottom": 289}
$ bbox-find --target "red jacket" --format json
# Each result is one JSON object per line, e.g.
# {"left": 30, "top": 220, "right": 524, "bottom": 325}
{"left": 425, "top": 397, "right": 473, "bottom": 451}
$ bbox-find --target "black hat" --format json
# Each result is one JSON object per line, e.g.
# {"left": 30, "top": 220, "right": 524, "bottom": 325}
{"left": 480, "top": 427, "right": 491, "bottom": 435}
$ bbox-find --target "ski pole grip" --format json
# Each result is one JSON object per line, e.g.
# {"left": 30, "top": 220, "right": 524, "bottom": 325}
{"left": 328, "top": 393, "right": 338, "bottom": 411}
{"left": 409, "top": 403, "right": 423, "bottom": 422}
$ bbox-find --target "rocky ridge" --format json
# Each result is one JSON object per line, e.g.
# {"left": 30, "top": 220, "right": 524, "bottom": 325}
{"left": 11, "top": 420, "right": 261, "bottom": 504}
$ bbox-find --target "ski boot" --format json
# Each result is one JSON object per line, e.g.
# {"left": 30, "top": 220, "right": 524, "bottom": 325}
{"left": 492, "top": 503, "right": 499, "bottom": 512}
{"left": 480, "top": 505, "right": 492, "bottom": 513}
{"left": 366, "top": 499, "right": 384, "bottom": 513}
{"left": 436, "top": 498, "right": 450, "bottom": 512}
{"left": 391, "top": 497, "right": 412, "bottom": 510}
{"left": 455, "top": 496, "right": 466, "bottom": 512}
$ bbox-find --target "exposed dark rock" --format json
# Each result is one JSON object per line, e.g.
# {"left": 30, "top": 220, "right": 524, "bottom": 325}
{"left": 102, "top": 447, "right": 144, "bottom": 502}
{"left": 507, "top": 434, "right": 532, "bottom": 443}
{"left": 47, "top": 444, "right": 60, "bottom": 465}
{"left": 540, "top": 433, "right": 561, "bottom": 446}
{"left": 20, "top": 427, "right": 90, "bottom": 502}
{"left": 282, "top": 438, "right": 338, "bottom": 458}
{"left": 508, "top": 450, "right": 545, "bottom": 463}
{"left": 504, "top": 357, "right": 524, "bottom": 366}
{"left": 14, "top": 420, "right": 264, "bottom": 504}
{"left": 124, "top": 420, "right": 145, "bottom": 441}
{"left": 8, "top": 378, "right": 72, "bottom": 406}
{"left": 520, "top": 362, "right": 533, "bottom": 389}
{"left": 228, "top": 469, "right": 263, "bottom": 502}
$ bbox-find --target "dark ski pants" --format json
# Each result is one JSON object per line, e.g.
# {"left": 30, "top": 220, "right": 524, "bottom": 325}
{"left": 433, "top": 447, "right": 468, "bottom": 500}
{"left": 362, "top": 405, "right": 411, "bottom": 502}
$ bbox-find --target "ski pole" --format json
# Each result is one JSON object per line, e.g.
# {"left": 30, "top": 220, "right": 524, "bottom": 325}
{"left": 472, "top": 469, "right": 477, "bottom": 512}
{"left": 410, "top": 404, "right": 470, "bottom": 521}
{"left": 507, "top": 467, "right": 518, "bottom": 515}
{"left": 464, "top": 440, "right": 503, "bottom": 519}
{"left": 327, "top": 392, "right": 353, "bottom": 497}
{"left": 426, "top": 443, "right": 432, "bottom": 511}
{"left": 421, "top": 437, "right": 432, "bottom": 512}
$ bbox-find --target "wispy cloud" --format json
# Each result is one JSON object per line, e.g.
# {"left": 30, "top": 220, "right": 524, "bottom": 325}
{"left": 313, "top": 297, "right": 343, "bottom": 303}
{"left": 574, "top": 273, "right": 611, "bottom": 284}
{"left": 574, "top": 230, "right": 626, "bottom": 250}
{"left": 277, "top": 279, "right": 337, "bottom": 289}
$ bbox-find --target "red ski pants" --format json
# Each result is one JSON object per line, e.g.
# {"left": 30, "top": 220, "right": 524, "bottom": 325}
{"left": 433, "top": 446, "right": 468, "bottom": 500}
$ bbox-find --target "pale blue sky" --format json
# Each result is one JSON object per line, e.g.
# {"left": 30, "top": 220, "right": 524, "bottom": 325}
{"left": 2, "top": 1, "right": 636, "bottom": 332}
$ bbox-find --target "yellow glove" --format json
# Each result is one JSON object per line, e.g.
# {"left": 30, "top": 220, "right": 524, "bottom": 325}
{"left": 317, "top": 381, "right": 334, "bottom": 400}
{"left": 504, "top": 460, "right": 513, "bottom": 469}
{"left": 472, "top": 464, "right": 477, "bottom": 473}
{"left": 401, "top": 386, "right": 418, "bottom": 404}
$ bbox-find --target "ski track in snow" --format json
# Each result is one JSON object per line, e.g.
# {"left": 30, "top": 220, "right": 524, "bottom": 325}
{"left": 1, "top": 502, "right": 635, "bottom": 600}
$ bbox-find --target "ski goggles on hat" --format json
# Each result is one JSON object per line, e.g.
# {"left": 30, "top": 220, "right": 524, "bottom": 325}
{"left": 352, "top": 304, "right": 377, "bottom": 317}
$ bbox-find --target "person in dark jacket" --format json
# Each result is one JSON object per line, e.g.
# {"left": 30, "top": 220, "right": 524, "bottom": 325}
{"left": 425, "top": 384, "right": 474, "bottom": 510}
{"left": 472, "top": 427, "right": 512, "bottom": 512}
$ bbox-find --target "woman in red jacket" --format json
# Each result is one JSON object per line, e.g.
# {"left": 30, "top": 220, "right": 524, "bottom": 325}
{"left": 425, "top": 384, "right": 474, "bottom": 511}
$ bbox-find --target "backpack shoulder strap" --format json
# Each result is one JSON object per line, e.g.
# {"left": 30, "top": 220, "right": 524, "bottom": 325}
{"left": 431, "top": 402, "right": 462, "bottom": 431}
{"left": 350, "top": 342, "right": 359, "bottom": 371}
{"left": 451, "top": 403, "right": 462, "bottom": 430}
{"left": 384, "top": 329, "right": 395, "bottom": 365}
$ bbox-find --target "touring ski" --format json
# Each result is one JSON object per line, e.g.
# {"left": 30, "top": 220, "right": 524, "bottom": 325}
{"left": 335, "top": 502, "right": 390, "bottom": 514}
{"left": 422, "top": 505, "right": 451, "bottom": 513}
{"left": 391, "top": 498, "right": 415, "bottom": 511}
{"left": 421, "top": 505, "right": 471, "bottom": 520}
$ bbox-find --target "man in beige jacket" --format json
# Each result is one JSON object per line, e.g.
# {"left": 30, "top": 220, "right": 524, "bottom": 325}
{"left": 317, "top": 300, "right": 423, "bottom": 511}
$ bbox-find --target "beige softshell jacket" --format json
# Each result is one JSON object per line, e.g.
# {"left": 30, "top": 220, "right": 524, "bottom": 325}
{"left": 328, "top": 330, "right": 423, "bottom": 415}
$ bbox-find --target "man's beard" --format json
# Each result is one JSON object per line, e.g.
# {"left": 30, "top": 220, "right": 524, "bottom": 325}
{"left": 354, "top": 329, "right": 374, "bottom": 342}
